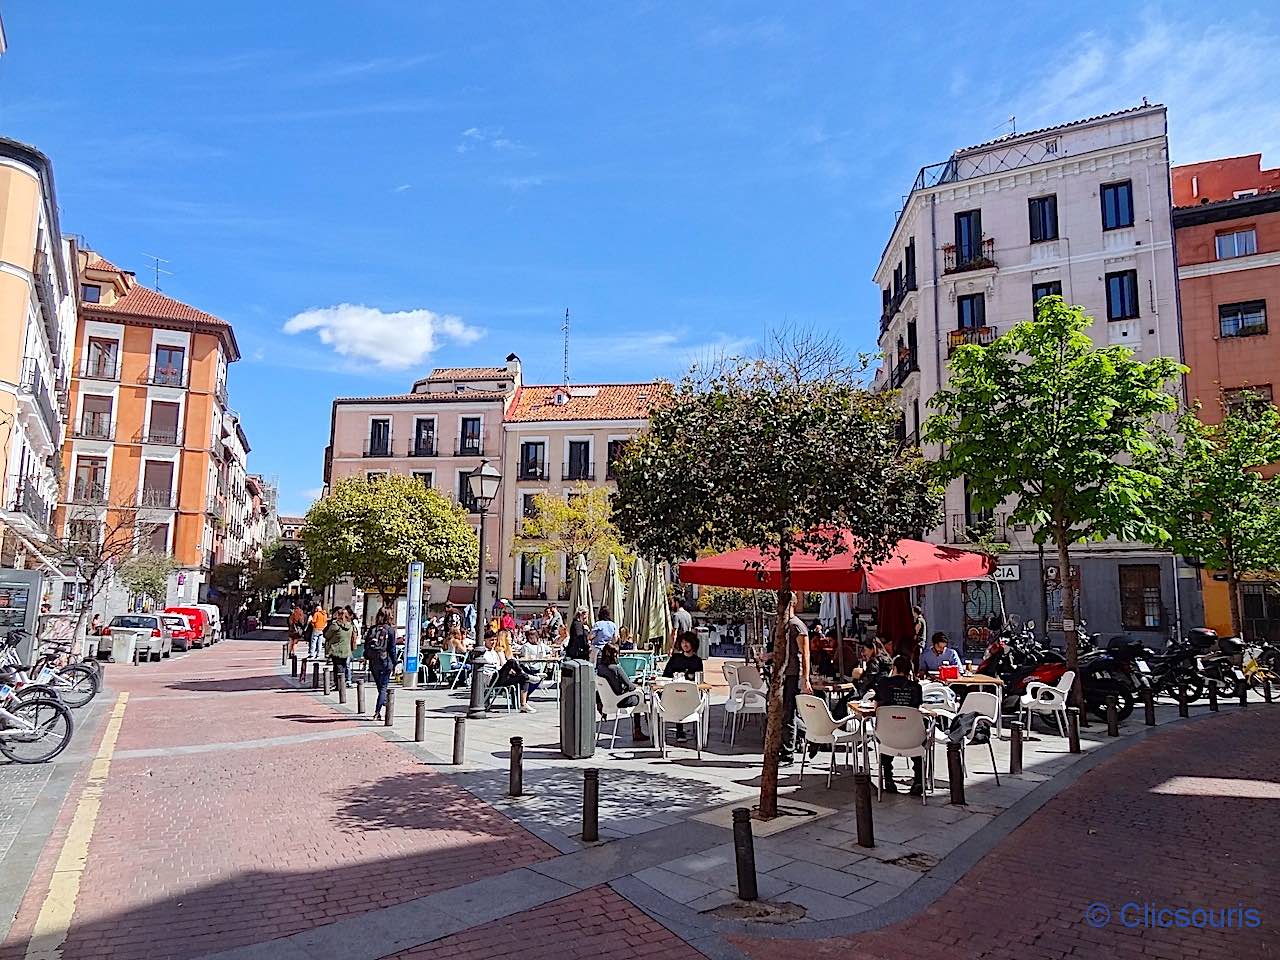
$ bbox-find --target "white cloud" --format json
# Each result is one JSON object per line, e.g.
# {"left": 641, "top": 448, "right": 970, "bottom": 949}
{"left": 456, "top": 126, "right": 528, "bottom": 155}
{"left": 393, "top": 183, "right": 413, "bottom": 193}
{"left": 282, "top": 303, "right": 482, "bottom": 371}
{"left": 497, "top": 175, "right": 546, "bottom": 192}
{"left": 700, "top": 17, "right": 787, "bottom": 48}
{"left": 1008, "top": 14, "right": 1280, "bottom": 164}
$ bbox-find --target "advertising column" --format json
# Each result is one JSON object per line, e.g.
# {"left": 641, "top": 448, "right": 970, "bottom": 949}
{"left": 402, "top": 561, "right": 424, "bottom": 688}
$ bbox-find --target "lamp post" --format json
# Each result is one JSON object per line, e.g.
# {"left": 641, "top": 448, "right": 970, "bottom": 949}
{"left": 466, "top": 459, "right": 502, "bottom": 719}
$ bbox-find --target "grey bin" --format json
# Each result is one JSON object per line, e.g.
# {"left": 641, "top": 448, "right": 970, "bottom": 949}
{"left": 559, "top": 659, "right": 596, "bottom": 759}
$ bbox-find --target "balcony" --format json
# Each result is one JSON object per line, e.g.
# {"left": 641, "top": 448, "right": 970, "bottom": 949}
{"left": 140, "top": 366, "right": 188, "bottom": 388}
{"left": 139, "top": 488, "right": 176, "bottom": 510}
{"left": 79, "top": 357, "right": 120, "bottom": 381}
{"left": 948, "top": 326, "right": 997, "bottom": 355}
{"left": 455, "top": 442, "right": 483, "bottom": 457}
{"left": 890, "top": 350, "right": 919, "bottom": 389}
{"left": 206, "top": 497, "right": 225, "bottom": 520}
{"left": 136, "top": 427, "right": 184, "bottom": 446}
{"left": 363, "top": 438, "right": 394, "bottom": 458}
{"left": 557, "top": 583, "right": 571, "bottom": 601}
{"left": 215, "top": 380, "right": 228, "bottom": 406}
{"left": 563, "top": 466, "right": 595, "bottom": 482}
{"left": 70, "top": 482, "right": 107, "bottom": 505}
{"left": 943, "top": 238, "right": 997, "bottom": 275}
{"left": 948, "top": 512, "right": 1008, "bottom": 544}
{"left": 73, "top": 416, "right": 115, "bottom": 441}
{"left": 11, "top": 479, "right": 53, "bottom": 533}
{"left": 879, "top": 277, "right": 918, "bottom": 332}
{"left": 517, "top": 585, "right": 547, "bottom": 601}
{"left": 409, "top": 438, "right": 437, "bottom": 457}
{"left": 33, "top": 250, "right": 62, "bottom": 352}
{"left": 518, "top": 462, "right": 549, "bottom": 481}
{"left": 19, "top": 358, "right": 61, "bottom": 444}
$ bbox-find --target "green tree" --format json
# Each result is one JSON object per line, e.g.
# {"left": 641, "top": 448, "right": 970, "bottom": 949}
{"left": 253, "top": 542, "right": 305, "bottom": 593}
{"left": 924, "top": 297, "right": 1184, "bottom": 692}
{"left": 613, "top": 329, "right": 941, "bottom": 818}
{"left": 301, "top": 475, "right": 477, "bottom": 608}
{"left": 1147, "top": 395, "right": 1280, "bottom": 635}
{"left": 117, "top": 550, "right": 177, "bottom": 606}
{"left": 514, "top": 483, "right": 630, "bottom": 584}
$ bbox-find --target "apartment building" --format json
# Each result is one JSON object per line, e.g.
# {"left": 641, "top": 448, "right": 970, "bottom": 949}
{"left": 1172, "top": 153, "right": 1280, "bottom": 640}
{"left": 499, "top": 382, "right": 659, "bottom": 613}
{"left": 873, "top": 104, "right": 1200, "bottom": 648}
{"left": 59, "top": 251, "right": 241, "bottom": 606}
{"left": 244, "top": 474, "right": 281, "bottom": 565}
{"left": 0, "top": 138, "right": 77, "bottom": 579}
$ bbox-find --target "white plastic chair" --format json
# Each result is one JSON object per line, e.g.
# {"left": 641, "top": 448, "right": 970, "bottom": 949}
{"left": 795, "top": 694, "right": 861, "bottom": 787}
{"left": 951, "top": 690, "right": 1001, "bottom": 785}
{"left": 736, "top": 662, "right": 767, "bottom": 693}
{"left": 722, "top": 682, "right": 768, "bottom": 745}
{"left": 655, "top": 680, "right": 706, "bottom": 759}
{"left": 921, "top": 681, "right": 958, "bottom": 712}
{"left": 872, "top": 705, "right": 932, "bottom": 804}
{"left": 1021, "top": 670, "right": 1075, "bottom": 737}
{"left": 594, "top": 676, "right": 644, "bottom": 749}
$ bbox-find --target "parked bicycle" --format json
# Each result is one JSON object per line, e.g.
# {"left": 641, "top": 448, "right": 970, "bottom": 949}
{"left": 0, "top": 668, "right": 74, "bottom": 763}
{"left": 2, "top": 630, "right": 100, "bottom": 709}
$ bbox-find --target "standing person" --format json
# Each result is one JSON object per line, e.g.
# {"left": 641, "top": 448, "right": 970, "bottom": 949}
{"left": 566, "top": 607, "right": 591, "bottom": 660}
{"left": 309, "top": 605, "right": 329, "bottom": 661}
{"left": 912, "top": 605, "right": 927, "bottom": 656}
{"left": 442, "top": 604, "right": 462, "bottom": 639}
{"left": 323, "top": 608, "right": 353, "bottom": 691}
{"left": 363, "top": 609, "right": 396, "bottom": 721}
{"left": 589, "top": 605, "right": 618, "bottom": 654}
{"left": 776, "top": 593, "right": 811, "bottom": 767}
{"left": 343, "top": 606, "right": 361, "bottom": 683}
{"left": 288, "top": 603, "right": 305, "bottom": 654}
{"left": 542, "top": 603, "right": 563, "bottom": 642}
{"left": 670, "top": 597, "right": 693, "bottom": 651}
{"left": 872, "top": 655, "right": 925, "bottom": 795}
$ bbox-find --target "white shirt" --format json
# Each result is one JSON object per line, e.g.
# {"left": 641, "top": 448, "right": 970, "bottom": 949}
{"left": 482, "top": 649, "right": 504, "bottom": 669}
{"left": 520, "top": 640, "right": 548, "bottom": 660}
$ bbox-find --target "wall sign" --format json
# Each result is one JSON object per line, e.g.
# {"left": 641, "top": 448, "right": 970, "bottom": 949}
{"left": 992, "top": 564, "right": 1020, "bottom": 582}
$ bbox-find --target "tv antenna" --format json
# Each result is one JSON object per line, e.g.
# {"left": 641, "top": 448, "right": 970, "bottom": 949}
{"left": 140, "top": 253, "right": 173, "bottom": 291}
{"left": 561, "top": 308, "right": 570, "bottom": 386}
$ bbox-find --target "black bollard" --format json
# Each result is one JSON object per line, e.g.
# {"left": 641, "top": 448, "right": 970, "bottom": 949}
{"left": 946, "top": 742, "right": 965, "bottom": 805}
{"left": 732, "top": 808, "right": 758, "bottom": 902}
{"left": 281, "top": 644, "right": 287, "bottom": 665}
{"left": 337, "top": 671, "right": 348, "bottom": 703}
{"left": 1239, "top": 679, "right": 1249, "bottom": 709}
{"left": 1067, "top": 708, "right": 1081, "bottom": 754}
{"left": 1178, "top": 689, "right": 1189, "bottom": 718}
{"left": 356, "top": 681, "right": 366, "bottom": 715}
{"left": 582, "top": 769, "right": 600, "bottom": 842}
{"left": 1106, "top": 696, "right": 1119, "bottom": 737}
{"left": 1009, "top": 721, "right": 1024, "bottom": 775}
{"left": 1208, "top": 682, "right": 1218, "bottom": 712}
{"left": 384, "top": 687, "right": 396, "bottom": 727}
{"left": 290, "top": 655, "right": 298, "bottom": 678}
{"left": 322, "top": 669, "right": 331, "bottom": 696}
{"left": 853, "top": 773, "right": 875, "bottom": 848}
{"left": 1143, "top": 688, "right": 1156, "bottom": 726}
{"left": 415, "top": 700, "right": 426, "bottom": 742}
{"left": 312, "top": 662, "right": 320, "bottom": 690}
{"left": 452, "top": 717, "right": 466, "bottom": 764}
{"left": 1265, "top": 680, "right": 1273, "bottom": 704}
{"left": 509, "top": 737, "right": 524, "bottom": 797}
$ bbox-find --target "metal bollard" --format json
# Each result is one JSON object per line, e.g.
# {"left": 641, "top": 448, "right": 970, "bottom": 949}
{"left": 582, "top": 769, "right": 600, "bottom": 842}
{"left": 312, "top": 662, "right": 321, "bottom": 689}
{"left": 509, "top": 737, "right": 524, "bottom": 797}
{"left": 322, "top": 667, "right": 331, "bottom": 696}
{"left": 946, "top": 742, "right": 965, "bottom": 805}
{"left": 1067, "top": 708, "right": 1081, "bottom": 754}
{"left": 415, "top": 700, "right": 426, "bottom": 742}
{"left": 1177, "top": 689, "right": 1189, "bottom": 718}
{"left": 452, "top": 717, "right": 466, "bottom": 764}
{"left": 732, "top": 808, "right": 758, "bottom": 902}
{"left": 336, "top": 672, "right": 347, "bottom": 704}
{"left": 384, "top": 687, "right": 396, "bottom": 727}
{"left": 1009, "top": 721, "right": 1024, "bottom": 775}
{"left": 290, "top": 655, "right": 298, "bottom": 678}
{"left": 281, "top": 644, "right": 288, "bottom": 665}
{"left": 1265, "top": 679, "right": 1273, "bottom": 704}
{"left": 1208, "top": 682, "right": 1218, "bottom": 712}
{"left": 1239, "top": 679, "right": 1249, "bottom": 709}
{"left": 1143, "top": 688, "right": 1156, "bottom": 726}
{"left": 853, "top": 772, "right": 875, "bottom": 848}
{"left": 356, "top": 681, "right": 366, "bottom": 714}
{"left": 1105, "top": 696, "right": 1119, "bottom": 737}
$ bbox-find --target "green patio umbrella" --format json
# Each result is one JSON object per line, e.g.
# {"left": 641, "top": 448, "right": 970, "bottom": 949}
{"left": 622, "top": 555, "right": 649, "bottom": 643}
{"left": 600, "top": 554, "right": 625, "bottom": 623}
{"left": 642, "top": 559, "right": 674, "bottom": 652}
{"left": 567, "top": 552, "right": 594, "bottom": 622}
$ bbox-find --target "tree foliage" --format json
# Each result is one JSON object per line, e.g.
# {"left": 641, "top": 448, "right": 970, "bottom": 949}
{"left": 301, "top": 475, "right": 477, "bottom": 604}
{"left": 1145, "top": 395, "right": 1280, "bottom": 635}
{"left": 925, "top": 297, "right": 1184, "bottom": 680}
{"left": 612, "top": 327, "right": 942, "bottom": 818}
{"left": 514, "top": 483, "right": 630, "bottom": 578}
{"left": 117, "top": 550, "right": 177, "bottom": 605}
{"left": 253, "top": 541, "right": 305, "bottom": 593}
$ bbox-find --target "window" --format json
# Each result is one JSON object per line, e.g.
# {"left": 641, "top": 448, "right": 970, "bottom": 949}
{"left": 1105, "top": 270, "right": 1140, "bottom": 321}
{"left": 518, "top": 554, "right": 544, "bottom": 598}
{"left": 1218, "top": 300, "right": 1267, "bottom": 338}
{"left": 606, "top": 439, "right": 628, "bottom": 479}
{"left": 955, "top": 209, "right": 982, "bottom": 262}
{"left": 142, "top": 461, "right": 174, "bottom": 508}
{"left": 1028, "top": 195, "right": 1058, "bottom": 242}
{"left": 1119, "top": 565, "right": 1163, "bottom": 630}
{"left": 457, "top": 471, "right": 478, "bottom": 512}
{"left": 566, "top": 440, "right": 592, "bottom": 481}
{"left": 412, "top": 471, "right": 433, "bottom": 488}
{"left": 459, "top": 417, "right": 482, "bottom": 455}
{"left": 522, "top": 492, "right": 539, "bottom": 518}
{"left": 81, "top": 284, "right": 101, "bottom": 303}
{"left": 1223, "top": 385, "right": 1273, "bottom": 414}
{"left": 80, "top": 394, "right": 113, "bottom": 439}
{"left": 1101, "top": 181, "right": 1134, "bottom": 230}
{"left": 74, "top": 457, "right": 107, "bottom": 502}
{"left": 68, "top": 519, "right": 101, "bottom": 545}
{"left": 519, "top": 441, "right": 546, "bottom": 480}
{"left": 957, "top": 293, "right": 985, "bottom": 329}
{"left": 148, "top": 401, "right": 181, "bottom": 444}
{"left": 905, "top": 238, "right": 917, "bottom": 288}
{"left": 366, "top": 470, "right": 388, "bottom": 480}
{"left": 1215, "top": 228, "right": 1257, "bottom": 260}
{"left": 153, "top": 346, "right": 185, "bottom": 386}
{"left": 1032, "top": 280, "right": 1063, "bottom": 305}
{"left": 412, "top": 418, "right": 436, "bottom": 456}
{"left": 85, "top": 338, "right": 119, "bottom": 379}
{"left": 367, "top": 418, "right": 390, "bottom": 457}
{"left": 147, "top": 523, "right": 170, "bottom": 553}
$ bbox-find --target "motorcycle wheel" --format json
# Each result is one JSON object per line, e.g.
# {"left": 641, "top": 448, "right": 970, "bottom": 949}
{"left": 1212, "top": 674, "right": 1238, "bottom": 698}
{"left": 1168, "top": 675, "right": 1203, "bottom": 704}
{"left": 1087, "top": 683, "right": 1134, "bottom": 722}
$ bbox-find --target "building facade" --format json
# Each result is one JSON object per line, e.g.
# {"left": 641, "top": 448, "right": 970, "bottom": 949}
{"left": 59, "top": 251, "right": 241, "bottom": 606}
{"left": 873, "top": 105, "right": 1200, "bottom": 650}
{"left": 1172, "top": 153, "right": 1280, "bottom": 640}
{"left": 0, "top": 138, "right": 77, "bottom": 583}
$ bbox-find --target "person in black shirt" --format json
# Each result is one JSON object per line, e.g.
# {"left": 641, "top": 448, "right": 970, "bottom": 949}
{"left": 566, "top": 607, "right": 591, "bottom": 660}
{"left": 662, "top": 633, "right": 703, "bottom": 741}
{"left": 596, "top": 643, "right": 647, "bottom": 740}
{"left": 872, "top": 655, "right": 925, "bottom": 795}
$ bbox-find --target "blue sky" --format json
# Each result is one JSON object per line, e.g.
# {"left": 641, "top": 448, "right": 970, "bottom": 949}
{"left": 3, "top": 2, "right": 1278, "bottom": 515}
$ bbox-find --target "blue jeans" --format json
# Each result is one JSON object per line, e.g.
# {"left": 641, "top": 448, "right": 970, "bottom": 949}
{"left": 371, "top": 659, "right": 392, "bottom": 713}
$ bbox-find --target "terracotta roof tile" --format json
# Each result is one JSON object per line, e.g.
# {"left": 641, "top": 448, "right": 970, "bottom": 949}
{"left": 505, "top": 382, "right": 663, "bottom": 423}
{"left": 956, "top": 103, "right": 1161, "bottom": 154}
{"left": 334, "top": 391, "right": 509, "bottom": 404}
{"left": 427, "top": 366, "right": 512, "bottom": 380}
{"left": 86, "top": 283, "right": 230, "bottom": 328}
{"left": 84, "top": 257, "right": 124, "bottom": 273}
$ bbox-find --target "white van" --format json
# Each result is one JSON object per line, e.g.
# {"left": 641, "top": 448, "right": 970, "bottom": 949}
{"left": 195, "top": 604, "right": 223, "bottom": 642}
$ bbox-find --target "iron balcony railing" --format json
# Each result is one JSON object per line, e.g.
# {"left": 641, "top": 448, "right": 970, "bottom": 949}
{"left": 455, "top": 442, "right": 483, "bottom": 457}
{"left": 79, "top": 356, "right": 120, "bottom": 381}
{"left": 948, "top": 512, "right": 1009, "bottom": 544}
{"left": 943, "top": 237, "right": 997, "bottom": 274}
{"left": 363, "top": 437, "right": 394, "bottom": 458}
{"left": 206, "top": 497, "right": 225, "bottom": 519}
{"left": 215, "top": 380, "right": 228, "bottom": 406}
{"left": 33, "top": 250, "right": 62, "bottom": 352}
{"left": 563, "top": 466, "right": 595, "bottom": 482}
{"left": 141, "top": 366, "right": 188, "bottom": 388}
{"left": 137, "top": 427, "right": 184, "bottom": 446}
{"left": 879, "top": 276, "right": 918, "bottom": 332}
{"left": 71, "top": 481, "right": 107, "bottom": 505}
{"left": 517, "top": 585, "right": 547, "bottom": 601}
{"left": 890, "top": 350, "right": 919, "bottom": 389}
{"left": 409, "top": 437, "right": 437, "bottom": 457}
{"left": 948, "top": 326, "right": 998, "bottom": 355}
{"left": 557, "top": 583, "right": 571, "bottom": 601}
{"left": 19, "top": 358, "right": 61, "bottom": 444}
{"left": 73, "top": 416, "right": 115, "bottom": 441}
{"left": 138, "top": 488, "right": 176, "bottom": 509}
{"left": 518, "top": 462, "right": 549, "bottom": 481}
{"left": 12, "top": 479, "right": 52, "bottom": 532}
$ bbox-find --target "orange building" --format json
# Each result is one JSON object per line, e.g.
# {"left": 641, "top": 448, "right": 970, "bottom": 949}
{"left": 59, "top": 252, "right": 240, "bottom": 605}
{"left": 1172, "top": 153, "right": 1280, "bottom": 639}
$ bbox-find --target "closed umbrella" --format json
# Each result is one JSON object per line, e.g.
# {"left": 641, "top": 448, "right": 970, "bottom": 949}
{"left": 600, "top": 554, "right": 625, "bottom": 624}
{"left": 623, "top": 556, "right": 649, "bottom": 643}
{"left": 643, "top": 559, "right": 674, "bottom": 652}
{"left": 568, "top": 553, "right": 594, "bottom": 623}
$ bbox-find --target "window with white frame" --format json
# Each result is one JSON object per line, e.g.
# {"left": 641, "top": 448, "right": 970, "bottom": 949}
{"left": 1215, "top": 228, "right": 1258, "bottom": 260}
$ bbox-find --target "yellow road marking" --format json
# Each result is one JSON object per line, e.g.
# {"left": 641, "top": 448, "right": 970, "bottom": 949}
{"left": 24, "top": 692, "right": 129, "bottom": 960}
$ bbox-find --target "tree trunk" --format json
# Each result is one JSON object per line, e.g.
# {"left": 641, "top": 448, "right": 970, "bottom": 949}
{"left": 1225, "top": 557, "right": 1241, "bottom": 638}
{"left": 757, "top": 551, "right": 791, "bottom": 820}
{"left": 1055, "top": 532, "right": 1085, "bottom": 712}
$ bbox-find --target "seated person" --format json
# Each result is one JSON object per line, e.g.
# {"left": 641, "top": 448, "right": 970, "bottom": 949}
{"left": 519, "top": 629, "right": 549, "bottom": 661}
{"left": 872, "top": 655, "right": 926, "bottom": 795}
{"left": 492, "top": 654, "right": 542, "bottom": 713}
{"left": 617, "top": 626, "right": 635, "bottom": 651}
{"left": 919, "top": 632, "right": 962, "bottom": 674}
{"left": 852, "top": 638, "right": 893, "bottom": 697}
{"left": 595, "top": 643, "right": 647, "bottom": 741}
{"left": 662, "top": 633, "right": 704, "bottom": 742}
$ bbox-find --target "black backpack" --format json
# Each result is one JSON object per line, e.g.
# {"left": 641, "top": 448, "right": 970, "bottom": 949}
{"left": 364, "top": 625, "right": 393, "bottom": 662}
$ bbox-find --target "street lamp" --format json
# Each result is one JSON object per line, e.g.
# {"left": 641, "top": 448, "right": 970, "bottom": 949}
{"left": 466, "top": 459, "right": 502, "bottom": 719}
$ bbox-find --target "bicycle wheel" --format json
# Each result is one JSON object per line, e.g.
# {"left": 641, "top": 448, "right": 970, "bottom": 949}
{"left": 0, "top": 697, "right": 74, "bottom": 763}
{"left": 55, "top": 664, "right": 100, "bottom": 708}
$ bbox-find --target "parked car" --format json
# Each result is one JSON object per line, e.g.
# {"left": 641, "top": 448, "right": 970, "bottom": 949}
{"left": 162, "top": 613, "right": 198, "bottom": 652}
{"left": 166, "top": 606, "right": 210, "bottom": 647}
{"left": 195, "top": 604, "right": 223, "bottom": 643}
{"left": 103, "top": 614, "right": 172, "bottom": 662}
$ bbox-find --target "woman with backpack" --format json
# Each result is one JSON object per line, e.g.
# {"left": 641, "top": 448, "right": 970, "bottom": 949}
{"left": 364, "top": 609, "right": 397, "bottom": 721}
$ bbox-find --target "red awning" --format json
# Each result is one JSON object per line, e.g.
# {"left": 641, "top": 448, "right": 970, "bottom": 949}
{"left": 678, "top": 533, "right": 994, "bottom": 594}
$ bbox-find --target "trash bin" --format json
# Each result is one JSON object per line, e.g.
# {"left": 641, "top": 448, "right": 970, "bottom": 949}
{"left": 559, "top": 659, "right": 596, "bottom": 759}
{"left": 695, "top": 626, "right": 710, "bottom": 660}
{"left": 110, "top": 632, "right": 137, "bottom": 665}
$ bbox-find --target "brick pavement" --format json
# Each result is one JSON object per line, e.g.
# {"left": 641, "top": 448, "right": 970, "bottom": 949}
{"left": 381, "top": 885, "right": 707, "bottom": 960}
{"left": 730, "top": 708, "right": 1279, "bottom": 960}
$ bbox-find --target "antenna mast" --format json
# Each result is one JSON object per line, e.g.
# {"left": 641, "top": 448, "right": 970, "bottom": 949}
{"left": 140, "top": 253, "right": 173, "bottom": 291}
{"left": 561, "top": 308, "right": 570, "bottom": 385}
